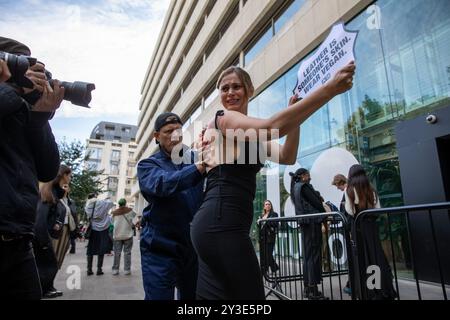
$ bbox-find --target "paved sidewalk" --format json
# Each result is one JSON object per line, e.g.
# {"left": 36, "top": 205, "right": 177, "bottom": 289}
{"left": 53, "top": 236, "right": 144, "bottom": 300}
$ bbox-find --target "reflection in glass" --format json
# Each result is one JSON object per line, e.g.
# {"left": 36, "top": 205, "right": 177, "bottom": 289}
{"left": 245, "top": 26, "right": 272, "bottom": 67}
{"left": 274, "top": 0, "right": 305, "bottom": 33}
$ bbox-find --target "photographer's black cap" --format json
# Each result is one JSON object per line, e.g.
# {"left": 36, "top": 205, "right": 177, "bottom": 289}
{"left": 154, "top": 112, "right": 183, "bottom": 132}
{"left": 0, "top": 36, "right": 31, "bottom": 55}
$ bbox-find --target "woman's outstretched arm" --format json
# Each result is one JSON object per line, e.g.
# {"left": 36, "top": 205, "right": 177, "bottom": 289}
{"left": 217, "top": 62, "right": 355, "bottom": 139}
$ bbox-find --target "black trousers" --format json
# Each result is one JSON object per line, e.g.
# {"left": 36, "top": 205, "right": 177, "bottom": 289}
{"left": 33, "top": 243, "right": 58, "bottom": 293}
{"left": 70, "top": 237, "right": 76, "bottom": 253}
{"left": 0, "top": 238, "right": 42, "bottom": 299}
{"left": 260, "top": 241, "right": 278, "bottom": 274}
{"left": 87, "top": 254, "right": 104, "bottom": 271}
{"left": 301, "top": 223, "right": 323, "bottom": 286}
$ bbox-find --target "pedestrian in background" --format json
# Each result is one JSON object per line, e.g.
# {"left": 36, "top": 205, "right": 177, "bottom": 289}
{"left": 85, "top": 194, "right": 114, "bottom": 276}
{"left": 111, "top": 198, "right": 136, "bottom": 275}
{"left": 345, "top": 164, "right": 396, "bottom": 300}
{"left": 258, "top": 200, "right": 279, "bottom": 275}
{"left": 34, "top": 165, "right": 77, "bottom": 298}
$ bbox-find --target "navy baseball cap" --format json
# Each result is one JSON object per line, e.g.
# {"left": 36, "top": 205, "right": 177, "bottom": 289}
{"left": 154, "top": 112, "right": 183, "bottom": 132}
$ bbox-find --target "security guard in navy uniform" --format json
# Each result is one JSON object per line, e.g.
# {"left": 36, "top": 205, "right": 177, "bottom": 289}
{"left": 290, "top": 168, "right": 329, "bottom": 300}
{"left": 137, "top": 112, "right": 207, "bottom": 300}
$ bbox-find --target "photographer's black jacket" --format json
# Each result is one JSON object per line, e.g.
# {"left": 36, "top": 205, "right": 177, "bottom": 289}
{"left": 0, "top": 84, "right": 60, "bottom": 236}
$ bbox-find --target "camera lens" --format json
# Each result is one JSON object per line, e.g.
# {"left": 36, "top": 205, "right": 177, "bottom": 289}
{"left": 59, "top": 81, "right": 96, "bottom": 108}
{"left": 47, "top": 79, "right": 95, "bottom": 108}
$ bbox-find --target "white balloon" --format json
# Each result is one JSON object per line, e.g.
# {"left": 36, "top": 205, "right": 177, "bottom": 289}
{"left": 283, "top": 196, "right": 296, "bottom": 218}
{"left": 283, "top": 196, "right": 297, "bottom": 228}
{"left": 309, "top": 147, "right": 359, "bottom": 208}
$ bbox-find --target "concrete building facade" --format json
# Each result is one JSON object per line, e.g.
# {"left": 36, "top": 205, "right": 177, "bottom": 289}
{"left": 86, "top": 121, "right": 138, "bottom": 205}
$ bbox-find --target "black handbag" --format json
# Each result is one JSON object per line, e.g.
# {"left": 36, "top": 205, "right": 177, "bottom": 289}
{"left": 49, "top": 221, "right": 64, "bottom": 240}
{"left": 84, "top": 201, "right": 96, "bottom": 239}
{"left": 48, "top": 203, "right": 64, "bottom": 240}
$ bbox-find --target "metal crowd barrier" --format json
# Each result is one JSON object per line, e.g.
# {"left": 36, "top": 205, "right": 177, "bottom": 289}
{"left": 354, "top": 202, "right": 450, "bottom": 300}
{"left": 257, "top": 211, "right": 353, "bottom": 300}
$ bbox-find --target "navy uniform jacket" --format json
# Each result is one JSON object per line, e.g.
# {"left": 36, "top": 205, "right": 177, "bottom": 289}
{"left": 137, "top": 147, "right": 204, "bottom": 245}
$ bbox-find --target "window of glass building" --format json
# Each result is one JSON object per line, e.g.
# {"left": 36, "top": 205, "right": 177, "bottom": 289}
{"left": 274, "top": 0, "right": 305, "bottom": 33}
{"left": 182, "top": 120, "right": 191, "bottom": 132}
{"left": 244, "top": 25, "right": 272, "bottom": 67}
{"left": 204, "top": 88, "right": 218, "bottom": 109}
{"left": 244, "top": 0, "right": 306, "bottom": 67}
{"left": 190, "top": 105, "right": 202, "bottom": 123}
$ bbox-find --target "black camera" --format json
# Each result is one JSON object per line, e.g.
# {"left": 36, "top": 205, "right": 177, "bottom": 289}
{"left": 45, "top": 70, "right": 95, "bottom": 108}
{"left": 0, "top": 51, "right": 37, "bottom": 88}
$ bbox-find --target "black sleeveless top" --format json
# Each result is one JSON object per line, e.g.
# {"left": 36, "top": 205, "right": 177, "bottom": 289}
{"left": 204, "top": 110, "right": 264, "bottom": 204}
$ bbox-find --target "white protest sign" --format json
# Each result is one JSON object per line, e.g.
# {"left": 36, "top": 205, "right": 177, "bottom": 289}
{"left": 293, "top": 22, "right": 358, "bottom": 99}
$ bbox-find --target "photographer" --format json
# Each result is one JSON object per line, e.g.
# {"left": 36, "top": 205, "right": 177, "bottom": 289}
{"left": 0, "top": 37, "right": 62, "bottom": 299}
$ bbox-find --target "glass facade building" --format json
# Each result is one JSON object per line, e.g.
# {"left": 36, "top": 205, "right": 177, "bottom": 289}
{"left": 247, "top": 0, "right": 450, "bottom": 272}
{"left": 249, "top": 0, "right": 450, "bottom": 215}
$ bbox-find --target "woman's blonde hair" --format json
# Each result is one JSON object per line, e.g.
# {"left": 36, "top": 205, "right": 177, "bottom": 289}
{"left": 216, "top": 66, "right": 255, "bottom": 98}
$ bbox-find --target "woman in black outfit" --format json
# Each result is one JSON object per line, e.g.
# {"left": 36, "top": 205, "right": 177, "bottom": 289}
{"left": 34, "top": 164, "right": 78, "bottom": 298}
{"left": 190, "top": 63, "right": 355, "bottom": 300}
{"left": 345, "top": 164, "right": 397, "bottom": 300}
{"left": 259, "top": 200, "right": 279, "bottom": 275}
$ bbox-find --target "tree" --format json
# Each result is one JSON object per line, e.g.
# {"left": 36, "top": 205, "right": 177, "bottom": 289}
{"left": 58, "top": 139, "right": 104, "bottom": 221}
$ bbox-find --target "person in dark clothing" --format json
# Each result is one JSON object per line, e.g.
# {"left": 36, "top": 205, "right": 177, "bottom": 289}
{"left": 290, "top": 168, "right": 329, "bottom": 300}
{"left": 0, "top": 37, "right": 63, "bottom": 300}
{"left": 34, "top": 165, "right": 78, "bottom": 298}
{"left": 345, "top": 164, "right": 397, "bottom": 300}
{"left": 137, "top": 112, "right": 207, "bottom": 300}
{"left": 259, "top": 200, "right": 279, "bottom": 275}
{"left": 191, "top": 63, "right": 355, "bottom": 300}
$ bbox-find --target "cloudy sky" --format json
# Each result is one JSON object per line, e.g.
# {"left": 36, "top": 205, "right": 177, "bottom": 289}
{"left": 0, "top": 0, "right": 170, "bottom": 143}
